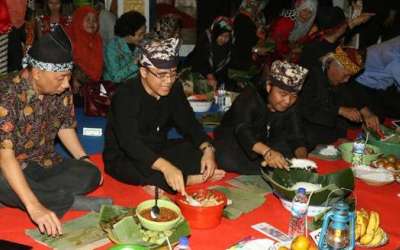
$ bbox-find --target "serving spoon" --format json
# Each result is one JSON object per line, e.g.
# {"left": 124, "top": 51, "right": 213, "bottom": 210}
{"left": 150, "top": 186, "right": 160, "bottom": 219}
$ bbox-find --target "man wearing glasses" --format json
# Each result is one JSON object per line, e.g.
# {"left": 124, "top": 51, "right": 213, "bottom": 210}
{"left": 103, "top": 38, "right": 225, "bottom": 195}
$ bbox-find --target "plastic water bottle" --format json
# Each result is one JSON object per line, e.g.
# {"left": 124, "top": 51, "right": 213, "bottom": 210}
{"left": 173, "top": 236, "right": 191, "bottom": 250}
{"left": 288, "top": 188, "right": 309, "bottom": 239}
{"left": 352, "top": 133, "right": 365, "bottom": 167}
{"left": 216, "top": 84, "right": 226, "bottom": 112}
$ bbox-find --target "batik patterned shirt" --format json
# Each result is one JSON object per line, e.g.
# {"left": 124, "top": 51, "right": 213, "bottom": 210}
{"left": 0, "top": 73, "right": 76, "bottom": 168}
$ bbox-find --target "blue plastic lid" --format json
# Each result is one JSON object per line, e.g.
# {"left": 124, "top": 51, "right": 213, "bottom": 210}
{"left": 298, "top": 188, "right": 306, "bottom": 194}
{"left": 179, "top": 236, "right": 189, "bottom": 246}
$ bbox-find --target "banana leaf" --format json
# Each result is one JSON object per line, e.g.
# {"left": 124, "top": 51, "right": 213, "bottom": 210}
{"left": 210, "top": 185, "right": 266, "bottom": 219}
{"left": 367, "top": 125, "right": 400, "bottom": 157}
{"left": 261, "top": 168, "right": 354, "bottom": 206}
{"left": 99, "top": 205, "right": 190, "bottom": 249}
{"left": 26, "top": 212, "right": 109, "bottom": 250}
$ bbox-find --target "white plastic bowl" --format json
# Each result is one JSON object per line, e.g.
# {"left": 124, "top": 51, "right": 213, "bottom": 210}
{"left": 352, "top": 165, "right": 394, "bottom": 186}
{"left": 188, "top": 99, "right": 213, "bottom": 113}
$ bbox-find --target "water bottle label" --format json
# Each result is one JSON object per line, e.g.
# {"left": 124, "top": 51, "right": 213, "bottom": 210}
{"left": 292, "top": 202, "right": 307, "bottom": 216}
{"left": 352, "top": 142, "right": 365, "bottom": 154}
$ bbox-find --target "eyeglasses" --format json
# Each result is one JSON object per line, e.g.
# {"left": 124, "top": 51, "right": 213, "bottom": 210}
{"left": 146, "top": 68, "right": 178, "bottom": 80}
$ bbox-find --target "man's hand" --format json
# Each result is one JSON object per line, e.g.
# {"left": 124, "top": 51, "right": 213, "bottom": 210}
{"left": 361, "top": 108, "right": 381, "bottom": 133}
{"left": 339, "top": 107, "right": 362, "bottom": 122}
{"left": 349, "top": 13, "right": 375, "bottom": 29}
{"left": 161, "top": 164, "right": 186, "bottom": 195}
{"left": 27, "top": 203, "right": 62, "bottom": 236}
{"left": 200, "top": 147, "right": 217, "bottom": 181}
{"left": 294, "top": 147, "right": 308, "bottom": 159}
{"left": 263, "top": 150, "right": 289, "bottom": 170}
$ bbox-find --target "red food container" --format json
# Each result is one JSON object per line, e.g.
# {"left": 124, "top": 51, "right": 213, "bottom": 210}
{"left": 175, "top": 189, "right": 227, "bottom": 229}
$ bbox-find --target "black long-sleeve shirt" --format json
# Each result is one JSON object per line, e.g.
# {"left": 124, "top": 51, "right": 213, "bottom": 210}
{"left": 299, "top": 66, "right": 366, "bottom": 128}
{"left": 214, "top": 86, "right": 305, "bottom": 159}
{"left": 103, "top": 77, "right": 210, "bottom": 168}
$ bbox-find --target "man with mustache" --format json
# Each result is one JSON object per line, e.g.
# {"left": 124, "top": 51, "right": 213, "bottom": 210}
{"left": 103, "top": 38, "right": 225, "bottom": 195}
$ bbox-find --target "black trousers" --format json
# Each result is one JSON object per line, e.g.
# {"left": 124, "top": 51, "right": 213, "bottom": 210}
{"left": 104, "top": 140, "right": 202, "bottom": 193}
{"left": 303, "top": 118, "right": 350, "bottom": 150}
{"left": 0, "top": 159, "right": 101, "bottom": 217}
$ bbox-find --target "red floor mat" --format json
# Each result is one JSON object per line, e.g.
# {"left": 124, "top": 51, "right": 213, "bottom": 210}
{"left": 1, "top": 154, "right": 399, "bottom": 250}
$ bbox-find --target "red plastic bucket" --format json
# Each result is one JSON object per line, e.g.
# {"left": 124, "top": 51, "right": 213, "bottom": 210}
{"left": 175, "top": 189, "right": 227, "bottom": 229}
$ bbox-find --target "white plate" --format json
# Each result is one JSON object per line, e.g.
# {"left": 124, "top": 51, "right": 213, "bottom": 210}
{"left": 351, "top": 165, "right": 394, "bottom": 186}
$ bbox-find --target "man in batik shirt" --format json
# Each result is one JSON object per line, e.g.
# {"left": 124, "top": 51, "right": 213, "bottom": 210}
{"left": 0, "top": 26, "right": 110, "bottom": 237}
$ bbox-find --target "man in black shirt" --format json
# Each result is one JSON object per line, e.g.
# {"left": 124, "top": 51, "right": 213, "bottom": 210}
{"left": 103, "top": 38, "right": 223, "bottom": 195}
{"left": 214, "top": 61, "right": 309, "bottom": 175}
{"left": 299, "top": 47, "right": 380, "bottom": 149}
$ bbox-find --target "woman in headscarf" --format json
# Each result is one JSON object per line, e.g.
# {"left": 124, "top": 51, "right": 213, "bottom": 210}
{"left": 230, "top": 0, "right": 269, "bottom": 71}
{"left": 103, "top": 10, "right": 146, "bottom": 84}
{"left": 184, "top": 16, "right": 233, "bottom": 94}
{"left": 269, "top": 0, "right": 318, "bottom": 61}
{"left": 67, "top": 6, "right": 103, "bottom": 90}
{"left": 35, "top": 0, "right": 72, "bottom": 39}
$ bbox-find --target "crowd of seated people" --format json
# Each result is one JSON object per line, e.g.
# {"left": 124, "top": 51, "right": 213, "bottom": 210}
{"left": 0, "top": 0, "right": 399, "bottom": 237}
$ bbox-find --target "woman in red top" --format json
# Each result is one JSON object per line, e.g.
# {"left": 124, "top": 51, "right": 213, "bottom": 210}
{"left": 35, "top": 0, "right": 72, "bottom": 40}
{"left": 67, "top": 6, "right": 103, "bottom": 91}
{"left": 269, "top": 0, "right": 318, "bottom": 61}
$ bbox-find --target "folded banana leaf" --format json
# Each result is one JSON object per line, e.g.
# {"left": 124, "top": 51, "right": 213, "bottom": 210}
{"left": 261, "top": 168, "right": 354, "bottom": 206}
{"left": 26, "top": 212, "right": 109, "bottom": 250}
{"left": 210, "top": 185, "right": 266, "bottom": 219}
{"left": 367, "top": 125, "right": 400, "bottom": 157}
{"left": 227, "top": 175, "right": 272, "bottom": 195}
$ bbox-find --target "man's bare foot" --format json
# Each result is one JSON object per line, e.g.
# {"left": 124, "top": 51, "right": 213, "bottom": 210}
{"left": 187, "top": 169, "right": 226, "bottom": 185}
{"left": 143, "top": 185, "right": 166, "bottom": 197}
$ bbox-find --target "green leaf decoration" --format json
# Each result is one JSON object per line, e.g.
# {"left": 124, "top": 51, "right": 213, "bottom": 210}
{"left": 227, "top": 175, "right": 272, "bottom": 195}
{"left": 112, "top": 216, "right": 145, "bottom": 245}
{"left": 367, "top": 125, "right": 400, "bottom": 157}
{"left": 210, "top": 185, "right": 266, "bottom": 220}
{"left": 261, "top": 168, "right": 354, "bottom": 206}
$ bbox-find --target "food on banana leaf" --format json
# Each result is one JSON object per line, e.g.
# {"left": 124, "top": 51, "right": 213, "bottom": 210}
{"left": 290, "top": 182, "right": 322, "bottom": 192}
{"left": 99, "top": 205, "right": 190, "bottom": 248}
{"left": 180, "top": 190, "right": 224, "bottom": 207}
{"left": 140, "top": 207, "right": 179, "bottom": 222}
{"left": 289, "top": 159, "right": 317, "bottom": 170}
{"left": 368, "top": 125, "right": 400, "bottom": 158}
{"left": 261, "top": 168, "right": 354, "bottom": 206}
